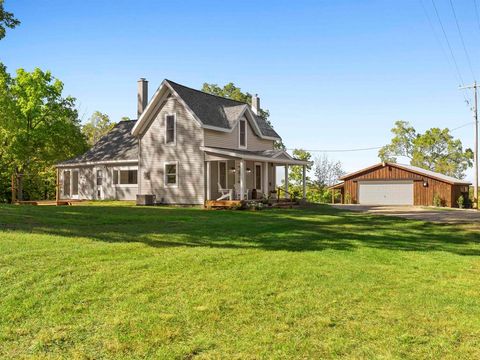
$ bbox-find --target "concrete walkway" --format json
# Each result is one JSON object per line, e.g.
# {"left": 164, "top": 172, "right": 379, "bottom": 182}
{"left": 331, "top": 204, "right": 480, "bottom": 224}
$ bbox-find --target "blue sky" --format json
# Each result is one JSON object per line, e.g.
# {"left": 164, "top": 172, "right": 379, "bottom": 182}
{"left": 1, "top": 0, "right": 479, "bottom": 180}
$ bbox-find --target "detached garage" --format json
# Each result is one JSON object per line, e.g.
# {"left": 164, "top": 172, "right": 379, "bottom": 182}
{"left": 330, "top": 162, "right": 471, "bottom": 207}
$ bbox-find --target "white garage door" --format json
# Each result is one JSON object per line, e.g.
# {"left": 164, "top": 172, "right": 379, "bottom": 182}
{"left": 358, "top": 181, "right": 414, "bottom": 205}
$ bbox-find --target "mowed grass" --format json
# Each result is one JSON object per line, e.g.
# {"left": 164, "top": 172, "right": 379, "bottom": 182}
{"left": 1, "top": 203, "right": 480, "bottom": 359}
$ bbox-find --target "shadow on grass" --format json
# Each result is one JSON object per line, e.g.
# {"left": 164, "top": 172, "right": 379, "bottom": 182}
{"left": 0, "top": 204, "right": 479, "bottom": 256}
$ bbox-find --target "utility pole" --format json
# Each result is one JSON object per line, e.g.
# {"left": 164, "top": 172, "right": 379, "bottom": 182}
{"left": 459, "top": 81, "right": 478, "bottom": 209}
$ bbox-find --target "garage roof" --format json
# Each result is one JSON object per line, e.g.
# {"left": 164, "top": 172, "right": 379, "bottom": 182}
{"left": 340, "top": 162, "right": 471, "bottom": 185}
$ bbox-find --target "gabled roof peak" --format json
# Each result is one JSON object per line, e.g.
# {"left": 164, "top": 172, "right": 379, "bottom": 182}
{"left": 132, "top": 79, "right": 281, "bottom": 140}
{"left": 164, "top": 79, "right": 248, "bottom": 106}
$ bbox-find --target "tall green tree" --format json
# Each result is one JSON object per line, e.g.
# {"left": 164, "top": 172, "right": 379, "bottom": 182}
{"left": 0, "top": 65, "right": 88, "bottom": 200}
{"left": 202, "top": 82, "right": 285, "bottom": 149}
{"left": 379, "top": 121, "right": 473, "bottom": 179}
{"left": 0, "top": 0, "right": 20, "bottom": 40}
{"left": 289, "top": 148, "right": 312, "bottom": 186}
{"left": 82, "top": 111, "right": 116, "bottom": 146}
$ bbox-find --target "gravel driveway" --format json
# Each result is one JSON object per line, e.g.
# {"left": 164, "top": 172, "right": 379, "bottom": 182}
{"left": 331, "top": 204, "right": 480, "bottom": 224}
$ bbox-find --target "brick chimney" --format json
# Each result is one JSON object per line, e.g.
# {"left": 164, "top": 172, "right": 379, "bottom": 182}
{"left": 252, "top": 94, "right": 260, "bottom": 115}
{"left": 137, "top": 78, "right": 148, "bottom": 118}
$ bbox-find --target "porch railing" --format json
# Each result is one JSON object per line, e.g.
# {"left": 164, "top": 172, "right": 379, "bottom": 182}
{"left": 276, "top": 187, "right": 294, "bottom": 202}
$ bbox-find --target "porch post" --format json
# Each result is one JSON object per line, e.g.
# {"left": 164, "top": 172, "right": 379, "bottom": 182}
{"left": 302, "top": 164, "right": 306, "bottom": 200}
{"left": 206, "top": 161, "right": 211, "bottom": 200}
{"left": 240, "top": 159, "right": 246, "bottom": 200}
{"left": 284, "top": 165, "right": 289, "bottom": 199}
{"left": 263, "top": 162, "right": 269, "bottom": 198}
{"left": 56, "top": 168, "right": 60, "bottom": 202}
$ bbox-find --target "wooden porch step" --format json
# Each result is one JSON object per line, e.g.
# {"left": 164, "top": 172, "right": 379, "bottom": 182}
{"left": 205, "top": 200, "right": 244, "bottom": 209}
{"left": 272, "top": 201, "right": 300, "bottom": 209}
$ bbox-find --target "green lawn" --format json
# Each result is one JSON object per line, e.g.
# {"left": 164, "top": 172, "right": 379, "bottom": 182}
{"left": 1, "top": 202, "right": 479, "bottom": 359}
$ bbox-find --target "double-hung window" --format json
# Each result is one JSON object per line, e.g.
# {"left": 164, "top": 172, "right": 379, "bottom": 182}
{"left": 165, "top": 114, "right": 176, "bottom": 144}
{"left": 165, "top": 162, "right": 178, "bottom": 187}
{"left": 96, "top": 170, "right": 103, "bottom": 186}
{"left": 239, "top": 119, "right": 246, "bottom": 148}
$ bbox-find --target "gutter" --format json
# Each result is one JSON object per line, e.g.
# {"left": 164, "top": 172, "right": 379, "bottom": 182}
{"left": 56, "top": 159, "right": 138, "bottom": 168}
{"left": 200, "top": 146, "right": 312, "bottom": 166}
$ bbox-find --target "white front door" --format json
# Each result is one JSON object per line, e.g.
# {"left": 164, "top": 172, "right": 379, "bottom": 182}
{"left": 254, "top": 162, "right": 262, "bottom": 193}
{"left": 358, "top": 181, "right": 414, "bottom": 205}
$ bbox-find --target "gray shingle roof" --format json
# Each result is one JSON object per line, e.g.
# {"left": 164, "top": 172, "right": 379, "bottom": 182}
{"left": 206, "top": 146, "right": 287, "bottom": 158}
{"left": 254, "top": 114, "right": 280, "bottom": 138}
{"left": 166, "top": 80, "right": 281, "bottom": 139}
{"left": 58, "top": 120, "right": 138, "bottom": 165}
{"left": 395, "top": 163, "right": 471, "bottom": 185}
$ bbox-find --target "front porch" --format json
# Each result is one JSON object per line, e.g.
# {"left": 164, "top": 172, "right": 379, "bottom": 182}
{"left": 204, "top": 198, "right": 301, "bottom": 210}
{"left": 201, "top": 146, "right": 311, "bottom": 206}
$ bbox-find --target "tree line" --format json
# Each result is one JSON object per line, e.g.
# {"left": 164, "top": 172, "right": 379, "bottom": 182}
{"left": 0, "top": 64, "right": 117, "bottom": 202}
{"left": 0, "top": 5, "right": 472, "bottom": 202}
{"left": 0, "top": 73, "right": 472, "bottom": 203}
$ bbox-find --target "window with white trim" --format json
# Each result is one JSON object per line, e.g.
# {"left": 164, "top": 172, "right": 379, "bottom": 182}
{"left": 96, "top": 170, "right": 103, "bottom": 186}
{"left": 113, "top": 169, "right": 137, "bottom": 185}
{"left": 165, "top": 114, "right": 176, "bottom": 144}
{"left": 165, "top": 162, "right": 178, "bottom": 186}
{"left": 239, "top": 119, "right": 246, "bottom": 148}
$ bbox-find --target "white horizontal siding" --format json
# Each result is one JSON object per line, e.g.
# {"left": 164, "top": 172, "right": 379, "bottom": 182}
{"left": 139, "top": 95, "right": 205, "bottom": 204}
{"left": 204, "top": 116, "right": 274, "bottom": 151}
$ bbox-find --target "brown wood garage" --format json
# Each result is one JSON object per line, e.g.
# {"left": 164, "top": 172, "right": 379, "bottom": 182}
{"left": 331, "top": 162, "right": 471, "bottom": 207}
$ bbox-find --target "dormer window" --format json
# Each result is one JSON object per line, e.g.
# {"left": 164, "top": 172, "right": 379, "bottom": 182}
{"left": 239, "top": 119, "right": 246, "bottom": 148}
{"left": 165, "top": 114, "right": 176, "bottom": 144}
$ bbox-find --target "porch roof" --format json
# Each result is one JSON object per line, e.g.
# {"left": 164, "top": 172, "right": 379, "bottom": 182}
{"left": 201, "top": 146, "right": 311, "bottom": 165}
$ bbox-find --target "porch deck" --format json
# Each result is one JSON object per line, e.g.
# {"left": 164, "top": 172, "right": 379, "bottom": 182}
{"left": 204, "top": 198, "right": 299, "bottom": 210}
{"left": 14, "top": 199, "right": 85, "bottom": 206}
